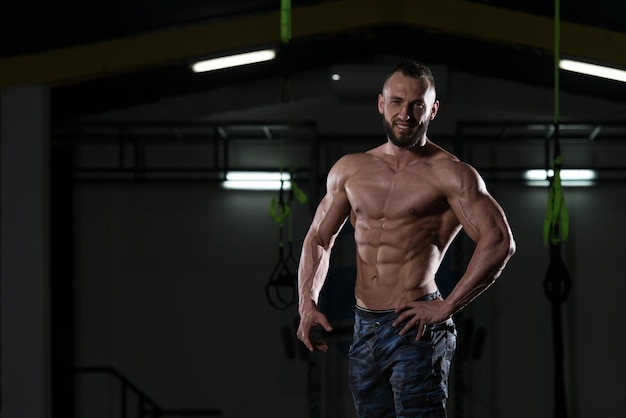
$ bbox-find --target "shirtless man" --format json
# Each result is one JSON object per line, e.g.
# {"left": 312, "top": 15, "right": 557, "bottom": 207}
{"left": 297, "top": 61, "right": 516, "bottom": 418}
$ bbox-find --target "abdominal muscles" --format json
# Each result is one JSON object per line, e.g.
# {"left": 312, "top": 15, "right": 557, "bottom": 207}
{"left": 353, "top": 217, "right": 445, "bottom": 308}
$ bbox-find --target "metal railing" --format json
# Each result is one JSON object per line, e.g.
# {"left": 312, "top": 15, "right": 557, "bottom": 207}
{"left": 75, "top": 366, "right": 222, "bottom": 418}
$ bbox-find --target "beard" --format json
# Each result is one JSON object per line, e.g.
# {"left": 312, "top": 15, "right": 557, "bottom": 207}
{"left": 383, "top": 117, "right": 429, "bottom": 149}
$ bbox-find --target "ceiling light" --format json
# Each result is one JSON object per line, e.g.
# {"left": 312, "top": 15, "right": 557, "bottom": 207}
{"left": 192, "top": 49, "right": 276, "bottom": 73}
{"left": 221, "top": 171, "right": 291, "bottom": 190}
{"left": 524, "top": 169, "right": 597, "bottom": 187}
{"left": 559, "top": 59, "right": 626, "bottom": 83}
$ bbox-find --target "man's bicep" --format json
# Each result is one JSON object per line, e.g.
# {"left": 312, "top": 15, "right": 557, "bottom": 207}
{"left": 447, "top": 166, "right": 508, "bottom": 243}
{"left": 462, "top": 193, "right": 510, "bottom": 243}
{"left": 311, "top": 191, "right": 350, "bottom": 248}
{"left": 455, "top": 187, "right": 509, "bottom": 248}
{"left": 309, "top": 157, "right": 353, "bottom": 246}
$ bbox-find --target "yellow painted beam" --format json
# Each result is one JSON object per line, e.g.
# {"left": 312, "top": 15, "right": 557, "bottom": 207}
{"left": 0, "top": 0, "right": 624, "bottom": 88}
{"left": 401, "top": 0, "right": 626, "bottom": 68}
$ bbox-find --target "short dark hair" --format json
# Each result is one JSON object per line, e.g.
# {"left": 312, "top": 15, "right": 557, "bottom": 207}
{"left": 383, "top": 61, "right": 436, "bottom": 93}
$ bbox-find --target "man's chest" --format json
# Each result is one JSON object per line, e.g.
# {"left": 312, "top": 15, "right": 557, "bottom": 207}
{"left": 344, "top": 167, "right": 448, "bottom": 219}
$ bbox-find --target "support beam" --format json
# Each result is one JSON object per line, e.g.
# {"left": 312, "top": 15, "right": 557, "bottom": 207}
{"left": 0, "top": 0, "right": 625, "bottom": 88}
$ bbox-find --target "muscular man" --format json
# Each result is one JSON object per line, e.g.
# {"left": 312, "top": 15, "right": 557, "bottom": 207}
{"left": 297, "top": 61, "right": 516, "bottom": 418}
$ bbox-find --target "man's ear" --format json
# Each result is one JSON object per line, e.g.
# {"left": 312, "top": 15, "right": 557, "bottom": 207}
{"left": 430, "top": 100, "right": 440, "bottom": 120}
{"left": 377, "top": 93, "right": 384, "bottom": 115}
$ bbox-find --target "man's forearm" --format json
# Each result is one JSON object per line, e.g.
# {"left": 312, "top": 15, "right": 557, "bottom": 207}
{"left": 298, "top": 238, "right": 331, "bottom": 314}
{"left": 443, "top": 234, "right": 515, "bottom": 316}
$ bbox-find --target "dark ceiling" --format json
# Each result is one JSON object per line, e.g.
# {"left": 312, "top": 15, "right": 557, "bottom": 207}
{"left": 1, "top": 0, "right": 625, "bottom": 124}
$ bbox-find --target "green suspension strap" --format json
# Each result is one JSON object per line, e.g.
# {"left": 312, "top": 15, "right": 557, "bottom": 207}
{"left": 278, "top": 0, "right": 309, "bottom": 207}
{"left": 543, "top": 0, "right": 569, "bottom": 248}
{"left": 266, "top": 178, "right": 295, "bottom": 310}
{"left": 543, "top": 0, "right": 571, "bottom": 416}
{"left": 265, "top": 0, "right": 309, "bottom": 310}
{"left": 281, "top": 0, "right": 292, "bottom": 44}
{"left": 266, "top": 171, "right": 308, "bottom": 310}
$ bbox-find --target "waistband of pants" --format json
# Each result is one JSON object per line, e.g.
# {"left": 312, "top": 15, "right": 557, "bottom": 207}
{"left": 355, "top": 291, "right": 442, "bottom": 319}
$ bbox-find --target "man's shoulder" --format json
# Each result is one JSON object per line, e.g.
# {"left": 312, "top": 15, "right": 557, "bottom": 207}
{"left": 428, "top": 155, "right": 486, "bottom": 195}
{"left": 333, "top": 151, "right": 380, "bottom": 170}
{"left": 431, "top": 156, "right": 478, "bottom": 176}
{"left": 422, "top": 142, "right": 470, "bottom": 171}
{"left": 423, "top": 140, "right": 460, "bottom": 164}
{"left": 325, "top": 152, "right": 377, "bottom": 191}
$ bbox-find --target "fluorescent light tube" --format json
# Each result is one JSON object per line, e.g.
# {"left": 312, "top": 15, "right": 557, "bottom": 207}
{"left": 192, "top": 49, "right": 276, "bottom": 73}
{"left": 524, "top": 169, "right": 597, "bottom": 187}
{"left": 221, "top": 171, "right": 291, "bottom": 191}
{"left": 560, "top": 59, "right": 626, "bottom": 83}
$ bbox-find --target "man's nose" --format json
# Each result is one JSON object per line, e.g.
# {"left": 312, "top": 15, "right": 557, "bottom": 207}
{"left": 399, "top": 105, "right": 412, "bottom": 120}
